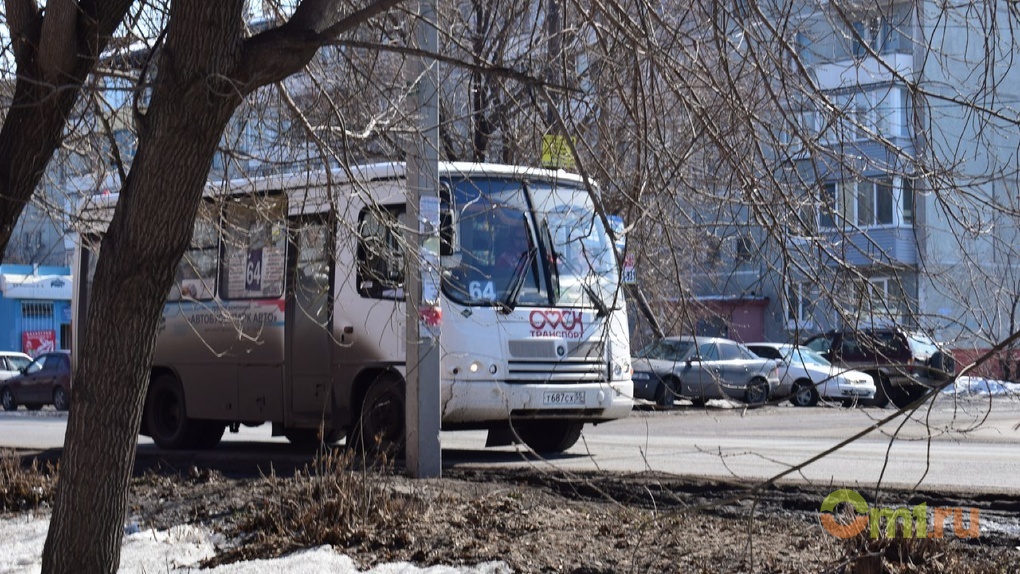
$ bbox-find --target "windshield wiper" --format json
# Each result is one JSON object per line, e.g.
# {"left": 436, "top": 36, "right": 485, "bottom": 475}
{"left": 500, "top": 247, "right": 537, "bottom": 313}
{"left": 554, "top": 240, "right": 609, "bottom": 317}
{"left": 539, "top": 219, "right": 560, "bottom": 305}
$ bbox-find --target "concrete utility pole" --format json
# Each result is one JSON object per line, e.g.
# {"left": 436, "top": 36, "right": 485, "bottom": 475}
{"left": 405, "top": 0, "right": 442, "bottom": 478}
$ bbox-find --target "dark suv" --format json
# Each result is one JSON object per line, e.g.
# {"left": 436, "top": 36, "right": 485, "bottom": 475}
{"left": 802, "top": 328, "right": 955, "bottom": 408}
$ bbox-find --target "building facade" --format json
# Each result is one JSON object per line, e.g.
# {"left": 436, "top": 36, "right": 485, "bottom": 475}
{"left": 0, "top": 265, "right": 73, "bottom": 355}
{"left": 689, "top": 0, "right": 1020, "bottom": 377}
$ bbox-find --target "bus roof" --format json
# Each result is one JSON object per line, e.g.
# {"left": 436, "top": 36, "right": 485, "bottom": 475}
{"left": 77, "top": 161, "right": 589, "bottom": 216}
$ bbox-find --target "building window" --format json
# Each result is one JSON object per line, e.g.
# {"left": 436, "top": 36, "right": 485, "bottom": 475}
{"left": 857, "top": 276, "right": 906, "bottom": 324}
{"left": 735, "top": 235, "right": 754, "bottom": 264}
{"left": 786, "top": 281, "right": 817, "bottom": 329}
{"left": 902, "top": 178, "right": 914, "bottom": 224}
{"left": 21, "top": 302, "right": 54, "bottom": 335}
{"left": 852, "top": 17, "right": 889, "bottom": 58}
{"left": 818, "top": 177, "right": 895, "bottom": 229}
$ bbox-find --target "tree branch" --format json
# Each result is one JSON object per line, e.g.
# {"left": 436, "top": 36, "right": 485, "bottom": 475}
{"left": 237, "top": 0, "right": 408, "bottom": 92}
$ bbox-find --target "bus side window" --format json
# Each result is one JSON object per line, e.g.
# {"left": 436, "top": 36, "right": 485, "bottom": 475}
{"left": 357, "top": 206, "right": 405, "bottom": 300}
{"left": 219, "top": 195, "right": 287, "bottom": 299}
{"left": 169, "top": 201, "right": 218, "bottom": 301}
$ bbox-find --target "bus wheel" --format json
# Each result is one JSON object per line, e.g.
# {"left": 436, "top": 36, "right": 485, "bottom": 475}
{"left": 353, "top": 375, "right": 405, "bottom": 460}
{"left": 514, "top": 420, "right": 583, "bottom": 454}
{"left": 145, "top": 374, "right": 194, "bottom": 450}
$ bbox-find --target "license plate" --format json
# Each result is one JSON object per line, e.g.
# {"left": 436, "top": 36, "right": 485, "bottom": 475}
{"left": 543, "top": 391, "right": 585, "bottom": 406}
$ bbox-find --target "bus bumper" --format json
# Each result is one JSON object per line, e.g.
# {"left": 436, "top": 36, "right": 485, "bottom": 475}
{"left": 439, "top": 379, "right": 634, "bottom": 424}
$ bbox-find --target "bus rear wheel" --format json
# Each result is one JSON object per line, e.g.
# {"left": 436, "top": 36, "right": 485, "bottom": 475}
{"left": 145, "top": 374, "right": 219, "bottom": 450}
{"left": 352, "top": 375, "right": 405, "bottom": 460}
{"left": 514, "top": 420, "right": 583, "bottom": 454}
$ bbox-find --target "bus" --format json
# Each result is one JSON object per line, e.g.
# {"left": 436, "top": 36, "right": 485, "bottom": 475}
{"left": 72, "top": 162, "right": 634, "bottom": 453}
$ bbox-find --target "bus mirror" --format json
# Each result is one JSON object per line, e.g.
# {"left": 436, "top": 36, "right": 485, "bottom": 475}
{"left": 607, "top": 214, "right": 626, "bottom": 254}
{"left": 439, "top": 183, "right": 456, "bottom": 257}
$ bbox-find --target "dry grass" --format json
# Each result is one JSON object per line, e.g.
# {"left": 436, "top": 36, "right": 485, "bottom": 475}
{"left": 0, "top": 449, "right": 57, "bottom": 512}
{"left": 202, "top": 448, "right": 423, "bottom": 567}
{"left": 838, "top": 519, "right": 1013, "bottom": 574}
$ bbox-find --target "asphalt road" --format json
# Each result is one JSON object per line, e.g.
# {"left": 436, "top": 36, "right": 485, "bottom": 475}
{"left": 2, "top": 393, "right": 1018, "bottom": 494}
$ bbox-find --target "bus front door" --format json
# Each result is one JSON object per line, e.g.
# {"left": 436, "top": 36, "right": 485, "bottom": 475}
{"left": 286, "top": 219, "right": 334, "bottom": 426}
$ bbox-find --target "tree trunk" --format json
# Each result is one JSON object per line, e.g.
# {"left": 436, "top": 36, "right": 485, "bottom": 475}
{"left": 39, "top": 0, "right": 381, "bottom": 569}
{"left": 40, "top": 3, "right": 247, "bottom": 572}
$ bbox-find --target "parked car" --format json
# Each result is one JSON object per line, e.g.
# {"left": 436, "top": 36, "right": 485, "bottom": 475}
{"left": 0, "top": 351, "right": 33, "bottom": 380}
{"left": 0, "top": 350, "right": 72, "bottom": 412}
{"left": 746, "top": 342, "right": 876, "bottom": 407}
{"left": 801, "top": 327, "right": 955, "bottom": 408}
{"left": 632, "top": 336, "right": 780, "bottom": 407}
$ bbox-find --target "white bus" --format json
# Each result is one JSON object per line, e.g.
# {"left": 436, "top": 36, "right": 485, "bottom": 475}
{"left": 72, "top": 162, "right": 634, "bottom": 453}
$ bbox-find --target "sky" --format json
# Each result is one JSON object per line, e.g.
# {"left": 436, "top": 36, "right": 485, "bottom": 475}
{"left": 1, "top": 376, "right": 1016, "bottom": 573}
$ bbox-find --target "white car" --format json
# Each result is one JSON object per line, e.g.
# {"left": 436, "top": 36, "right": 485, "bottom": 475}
{"left": 746, "top": 343, "right": 875, "bottom": 407}
{"left": 0, "top": 351, "right": 32, "bottom": 380}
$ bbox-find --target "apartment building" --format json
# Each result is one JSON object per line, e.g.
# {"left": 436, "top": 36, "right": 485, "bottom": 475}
{"left": 691, "top": 0, "right": 1020, "bottom": 375}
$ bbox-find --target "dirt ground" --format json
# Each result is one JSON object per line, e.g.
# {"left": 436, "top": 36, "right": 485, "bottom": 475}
{"left": 118, "top": 456, "right": 1019, "bottom": 574}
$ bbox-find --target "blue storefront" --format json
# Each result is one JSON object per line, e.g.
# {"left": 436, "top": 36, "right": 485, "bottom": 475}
{"left": 0, "top": 265, "right": 72, "bottom": 355}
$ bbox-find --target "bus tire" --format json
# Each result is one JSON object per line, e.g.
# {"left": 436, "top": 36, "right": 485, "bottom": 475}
{"left": 352, "top": 375, "right": 405, "bottom": 460}
{"left": 514, "top": 420, "right": 583, "bottom": 454}
{"left": 145, "top": 374, "right": 196, "bottom": 450}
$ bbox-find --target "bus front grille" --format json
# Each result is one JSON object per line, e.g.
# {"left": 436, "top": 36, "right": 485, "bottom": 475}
{"left": 505, "top": 359, "right": 607, "bottom": 384}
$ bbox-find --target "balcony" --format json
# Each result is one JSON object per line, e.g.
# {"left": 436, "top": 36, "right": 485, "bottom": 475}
{"left": 812, "top": 54, "right": 913, "bottom": 91}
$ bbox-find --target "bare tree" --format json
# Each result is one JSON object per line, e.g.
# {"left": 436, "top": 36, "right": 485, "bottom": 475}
{"left": 0, "top": 1, "right": 135, "bottom": 256}
{"left": 32, "top": 2, "right": 404, "bottom": 572}
{"left": 0, "top": 0, "right": 1018, "bottom": 570}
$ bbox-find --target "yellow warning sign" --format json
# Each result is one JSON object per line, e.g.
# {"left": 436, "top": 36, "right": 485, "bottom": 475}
{"left": 541, "top": 134, "right": 575, "bottom": 169}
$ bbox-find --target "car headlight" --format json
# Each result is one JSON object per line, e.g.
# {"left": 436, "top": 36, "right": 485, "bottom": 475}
{"left": 632, "top": 371, "right": 651, "bottom": 381}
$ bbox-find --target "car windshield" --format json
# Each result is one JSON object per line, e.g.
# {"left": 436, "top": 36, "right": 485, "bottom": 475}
{"left": 786, "top": 347, "right": 830, "bottom": 366}
{"left": 637, "top": 339, "right": 694, "bottom": 362}
{"left": 8, "top": 356, "right": 30, "bottom": 370}
{"left": 906, "top": 333, "right": 939, "bottom": 357}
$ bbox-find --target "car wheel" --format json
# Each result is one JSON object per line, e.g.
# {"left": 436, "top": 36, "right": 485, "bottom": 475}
{"left": 352, "top": 374, "right": 405, "bottom": 460}
{"left": 888, "top": 385, "right": 927, "bottom": 409}
{"left": 145, "top": 374, "right": 197, "bottom": 450}
{"left": 52, "top": 386, "right": 70, "bottom": 412}
{"left": 789, "top": 380, "right": 818, "bottom": 407}
{"left": 1, "top": 387, "right": 16, "bottom": 411}
{"left": 743, "top": 379, "right": 768, "bottom": 407}
{"left": 654, "top": 379, "right": 675, "bottom": 408}
{"left": 864, "top": 374, "right": 891, "bottom": 408}
{"left": 514, "top": 420, "right": 584, "bottom": 454}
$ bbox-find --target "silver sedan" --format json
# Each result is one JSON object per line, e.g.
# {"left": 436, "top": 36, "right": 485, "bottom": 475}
{"left": 631, "top": 336, "right": 780, "bottom": 407}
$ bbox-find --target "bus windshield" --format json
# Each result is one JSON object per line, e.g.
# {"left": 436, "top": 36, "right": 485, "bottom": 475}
{"left": 441, "top": 176, "right": 619, "bottom": 310}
